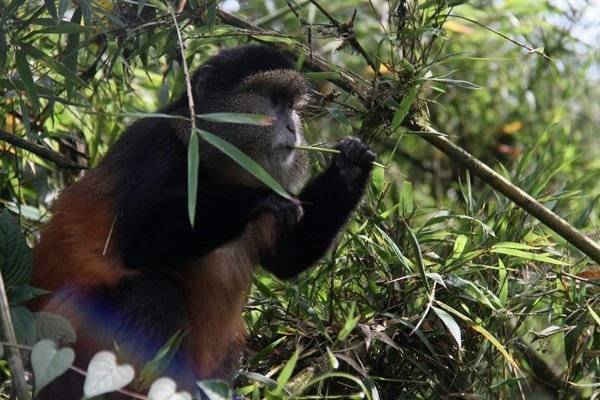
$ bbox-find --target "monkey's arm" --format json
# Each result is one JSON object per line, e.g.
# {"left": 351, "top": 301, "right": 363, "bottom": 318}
{"left": 116, "top": 184, "right": 267, "bottom": 270}
{"left": 260, "top": 138, "right": 375, "bottom": 279}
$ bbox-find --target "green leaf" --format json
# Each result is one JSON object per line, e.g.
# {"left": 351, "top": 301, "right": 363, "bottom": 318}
{"left": 196, "top": 380, "right": 233, "bottom": 400}
{"left": 15, "top": 50, "right": 39, "bottom": 113}
{"left": 79, "top": 0, "right": 92, "bottom": 25}
{"left": 404, "top": 222, "right": 429, "bottom": 291}
{"left": 30, "top": 22, "right": 89, "bottom": 35}
{"left": 497, "top": 258, "right": 508, "bottom": 304}
{"left": 0, "top": 210, "right": 33, "bottom": 287}
{"left": 337, "top": 302, "right": 360, "bottom": 342}
{"left": 139, "top": 330, "right": 187, "bottom": 387}
{"left": 326, "top": 347, "right": 339, "bottom": 369}
{"left": 450, "top": 234, "right": 468, "bottom": 259}
{"left": 0, "top": 30, "right": 7, "bottom": 72}
{"left": 490, "top": 247, "right": 568, "bottom": 265}
{"left": 22, "top": 44, "right": 85, "bottom": 87}
{"left": 370, "top": 164, "right": 385, "bottom": 193}
{"left": 11, "top": 306, "right": 36, "bottom": 345}
{"left": 492, "top": 241, "right": 538, "bottom": 251}
{"left": 197, "top": 112, "right": 274, "bottom": 126}
{"left": 304, "top": 71, "right": 342, "bottom": 81}
{"left": 399, "top": 181, "right": 414, "bottom": 216}
{"left": 446, "top": 275, "right": 501, "bottom": 310}
{"left": 58, "top": 0, "right": 69, "bottom": 19}
{"left": 194, "top": 128, "right": 294, "bottom": 201}
{"left": 391, "top": 83, "right": 419, "bottom": 131}
{"left": 587, "top": 305, "right": 600, "bottom": 327}
{"left": 44, "top": 0, "right": 58, "bottom": 19}
{"left": 374, "top": 225, "right": 413, "bottom": 272}
{"left": 273, "top": 347, "right": 300, "bottom": 395}
{"left": 432, "top": 306, "right": 462, "bottom": 351}
{"left": 187, "top": 130, "right": 200, "bottom": 227}
{"left": 8, "top": 284, "right": 47, "bottom": 305}
{"left": 206, "top": 0, "right": 217, "bottom": 31}
{"left": 31, "top": 339, "right": 75, "bottom": 395}
{"left": 65, "top": 7, "right": 82, "bottom": 97}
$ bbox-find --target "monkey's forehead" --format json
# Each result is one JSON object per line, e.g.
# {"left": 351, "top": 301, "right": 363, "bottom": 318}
{"left": 238, "top": 69, "right": 308, "bottom": 102}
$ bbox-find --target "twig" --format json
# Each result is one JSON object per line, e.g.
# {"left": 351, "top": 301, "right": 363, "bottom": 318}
{"left": 409, "top": 281, "right": 436, "bottom": 336}
{"left": 0, "top": 129, "right": 86, "bottom": 170}
{"left": 167, "top": 8, "right": 196, "bottom": 132}
{"left": 0, "top": 274, "right": 30, "bottom": 400}
{"left": 307, "top": 1, "right": 379, "bottom": 73}
{"left": 293, "top": 144, "right": 386, "bottom": 168}
{"left": 254, "top": 0, "right": 311, "bottom": 27}
{"left": 449, "top": 14, "right": 551, "bottom": 62}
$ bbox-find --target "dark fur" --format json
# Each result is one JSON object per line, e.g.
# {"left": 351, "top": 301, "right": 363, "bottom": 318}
{"left": 32, "top": 45, "right": 374, "bottom": 399}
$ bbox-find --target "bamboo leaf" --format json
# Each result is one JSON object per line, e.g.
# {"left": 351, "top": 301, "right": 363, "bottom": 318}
{"left": 273, "top": 347, "right": 300, "bottom": 395}
{"left": 194, "top": 128, "right": 294, "bottom": 202}
{"left": 432, "top": 306, "right": 462, "bottom": 351}
{"left": 187, "top": 130, "right": 200, "bottom": 227}
{"left": 197, "top": 112, "right": 274, "bottom": 126}
{"left": 490, "top": 247, "right": 568, "bottom": 265}
{"left": 15, "top": 50, "right": 39, "bottom": 112}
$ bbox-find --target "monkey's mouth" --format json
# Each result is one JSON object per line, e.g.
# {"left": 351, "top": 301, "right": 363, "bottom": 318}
{"left": 275, "top": 140, "right": 297, "bottom": 152}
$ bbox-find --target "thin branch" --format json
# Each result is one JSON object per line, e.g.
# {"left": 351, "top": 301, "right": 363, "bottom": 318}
{"left": 168, "top": 7, "right": 196, "bottom": 131}
{"left": 0, "top": 129, "right": 87, "bottom": 170}
{"left": 0, "top": 274, "right": 30, "bottom": 400}
{"left": 307, "top": 0, "right": 379, "bottom": 72}
{"left": 449, "top": 14, "right": 552, "bottom": 61}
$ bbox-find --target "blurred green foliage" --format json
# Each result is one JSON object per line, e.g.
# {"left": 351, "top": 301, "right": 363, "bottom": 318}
{"left": 0, "top": 0, "right": 598, "bottom": 399}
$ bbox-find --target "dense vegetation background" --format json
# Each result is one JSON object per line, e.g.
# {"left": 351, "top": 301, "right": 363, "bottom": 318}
{"left": 0, "top": 0, "right": 598, "bottom": 399}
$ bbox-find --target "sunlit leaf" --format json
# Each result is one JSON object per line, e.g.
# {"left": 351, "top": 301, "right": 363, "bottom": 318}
{"left": 432, "top": 306, "right": 462, "bottom": 351}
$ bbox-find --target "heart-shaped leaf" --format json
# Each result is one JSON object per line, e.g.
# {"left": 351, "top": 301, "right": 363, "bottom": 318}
{"left": 196, "top": 379, "right": 233, "bottom": 400}
{"left": 83, "top": 351, "right": 135, "bottom": 398}
{"left": 31, "top": 339, "right": 75, "bottom": 395}
{"left": 148, "top": 377, "right": 192, "bottom": 400}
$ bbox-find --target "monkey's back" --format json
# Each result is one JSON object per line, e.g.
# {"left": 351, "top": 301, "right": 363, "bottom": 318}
{"left": 32, "top": 170, "right": 129, "bottom": 295}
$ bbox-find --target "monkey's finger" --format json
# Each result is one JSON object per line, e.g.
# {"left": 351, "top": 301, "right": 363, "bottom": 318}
{"left": 359, "top": 148, "right": 377, "bottom": 169}
{"left": 335, "top": 137, "right": 375, "bottom": 168}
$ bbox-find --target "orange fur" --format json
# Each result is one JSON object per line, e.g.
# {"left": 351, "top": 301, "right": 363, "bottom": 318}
{"left": 183, "top": 213, "right": 277, "bottom": 377}
{"left": 32, "top": 171, "right": 133, "bottom": 301}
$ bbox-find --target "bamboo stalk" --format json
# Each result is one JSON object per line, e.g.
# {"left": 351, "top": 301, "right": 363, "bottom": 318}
{"left": 0, "top": 272, "right": 30, "bottom": 400}
{"left": 294, "top": 144, "right": 387, "bottom": 169}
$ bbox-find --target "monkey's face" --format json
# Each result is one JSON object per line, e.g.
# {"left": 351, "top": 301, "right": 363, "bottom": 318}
{"left": 197, "top": 70, "right": 309, "bottom": 194}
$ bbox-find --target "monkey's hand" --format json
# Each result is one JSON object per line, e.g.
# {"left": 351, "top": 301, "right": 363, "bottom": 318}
{"left": 333, "top": 137, "right": 376, "bottom": 192}
{"left": 252, "top": 195, "right": 304, "bottom": 236}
